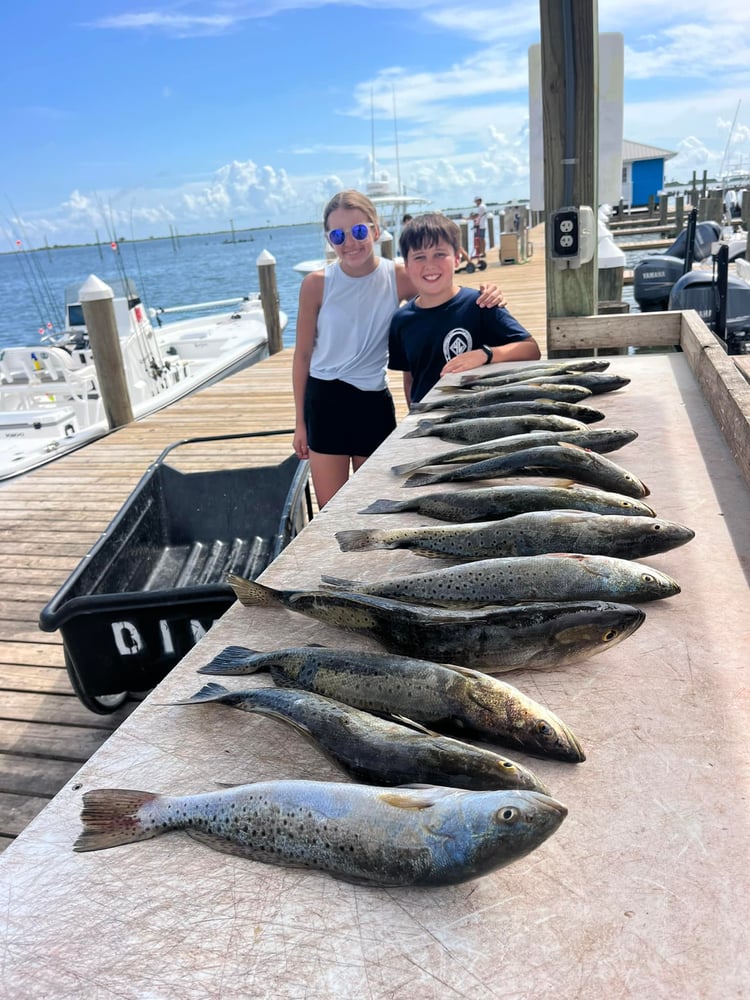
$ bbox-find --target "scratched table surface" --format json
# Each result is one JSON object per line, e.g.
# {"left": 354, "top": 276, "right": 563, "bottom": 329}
{"left": 1, "top": 354, "right": 748, "bottom": 1000}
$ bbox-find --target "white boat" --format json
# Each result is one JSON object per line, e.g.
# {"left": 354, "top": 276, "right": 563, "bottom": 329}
{"left": 0, "top": 276, "right": 286, "bottom": 481}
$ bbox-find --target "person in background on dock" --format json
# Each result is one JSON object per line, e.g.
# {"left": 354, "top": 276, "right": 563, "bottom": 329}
{"left": 388, "top": 212, "right": 540, "bottom": 407}
{"left": 471, "top": 196, "right": 488, "bottom": 257}
{"left": 293, "top": 190, "right": 506, "bottom": 507}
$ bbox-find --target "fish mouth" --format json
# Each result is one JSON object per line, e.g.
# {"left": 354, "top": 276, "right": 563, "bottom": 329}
{"left": 530, "top": 792, "right": 568, "bottom": 819}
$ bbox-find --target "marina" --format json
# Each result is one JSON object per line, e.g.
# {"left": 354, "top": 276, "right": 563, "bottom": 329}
{"left": 1, "top": 216, "right": 749, "bottom": 995}
{"left": 1, "top": 337, "right": 748, "bottom": 995}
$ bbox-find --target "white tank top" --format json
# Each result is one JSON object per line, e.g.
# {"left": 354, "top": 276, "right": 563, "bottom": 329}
{"left": 310, "top": 257, "right": 399, "bottom": 391}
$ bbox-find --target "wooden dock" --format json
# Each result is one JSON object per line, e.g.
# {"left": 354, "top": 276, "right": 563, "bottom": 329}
{"left": 0, "top": 238, "right": 550, "bottom": 850}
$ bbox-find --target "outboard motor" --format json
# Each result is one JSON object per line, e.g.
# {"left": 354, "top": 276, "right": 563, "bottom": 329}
{"left": 669, "top": 271, "right": 750, "bottom": 354}
{"left": 663, "top": 221, "right": 722, "bottom": 261}
{"left": 633, "top": 255, "right": 686, "bottom": 311}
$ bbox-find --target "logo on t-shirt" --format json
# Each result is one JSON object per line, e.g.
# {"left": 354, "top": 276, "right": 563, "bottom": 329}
{"left": 443, "top": 328, "right": 474, "bottom": 360}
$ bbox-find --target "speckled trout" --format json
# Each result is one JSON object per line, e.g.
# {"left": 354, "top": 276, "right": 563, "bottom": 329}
{"left": 173, "top": 683, "right": 549, "bottom": 792}
{"left": 463, "top": 372, "right": 631, "bottom": 395}
{"left": 321, "top": 553, "right": 680, "bottom": 607}
{"left": 392, "top": 428, "right": 639, "bottom": 476}
{"left": 428, "top": 400, "right": 607, "bottom": 424}
{"left": 411, "top": 382, "right": 593, "bottom": 413}
{"left": 402, "top": 414, "right": 588, "bottom": 442}
{"left": 199, "top": 645, "right": 586, "bottom": 762}
{"left": 403, "top": 443, "right": 650, "bottom": 498}
{"left": 336, "top": 510, "right": 694, "bottom": 560}
{"left": 360, "top": 484, "right": 656, "bottom": 522}
{"left": 458, "top": 359, "right": 610, "bottom": 386}
{"left": 74, "top": 781, "right": 568, "bottom": 887}
{"left": 228, "top": 575, "right": 646, "bottom": 673}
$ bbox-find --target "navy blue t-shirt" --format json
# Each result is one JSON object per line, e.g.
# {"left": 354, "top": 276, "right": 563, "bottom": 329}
{"left": 388, "top": 286, "right": 532, "bottom": 403}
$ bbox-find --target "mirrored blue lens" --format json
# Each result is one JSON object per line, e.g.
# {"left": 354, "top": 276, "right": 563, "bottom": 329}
{"left": 327, "top": 224, "right": 371, "bottom": 246}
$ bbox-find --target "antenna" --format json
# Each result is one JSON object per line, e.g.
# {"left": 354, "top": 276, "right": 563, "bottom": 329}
{"left": 392, "top": 85, "right": 402, "bottom": 196}
{"left": 718, "top": 99, "right": 742, "bottom": 182}
{"left": 370, "top": 89, "right": 376, "bottom": 182}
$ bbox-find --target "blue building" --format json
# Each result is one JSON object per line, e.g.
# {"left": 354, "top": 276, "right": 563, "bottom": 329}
{"left": 621, "top": 140, "right": 677, "bottom": 208}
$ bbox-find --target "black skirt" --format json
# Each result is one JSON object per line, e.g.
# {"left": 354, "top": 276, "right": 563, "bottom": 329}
{"left": 304, "top": 376, "right": 396, "bottom": 457}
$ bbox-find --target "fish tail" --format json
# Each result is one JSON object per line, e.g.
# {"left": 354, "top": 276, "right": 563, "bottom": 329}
{"left": 390, "top": 457, "right": 429, "bottom": 476}
{"left": 198, "top": 645, "right": 266, "bottom": 675}
{"left": 403, "top": 472, "right": 439, "bottom": 488}
{"left": 175, "top": 682, "right": 231, "bottom": 705}
{"left": 358, "top": 498, "right": 409, "bottom": 514}
{"left": 335, "top": 529, "right": 380, "bottom": 552}
{"left": 227, "top": 574, "right": 283, "bottom": 608}
{"left": 320, "top": 574, "right": 358, "bottom": 591}
{"left": 74, "top": 789, "right": 161, "bottom": 852}
{"left": 401, "top": 425, "right": 430, "bottom": 439}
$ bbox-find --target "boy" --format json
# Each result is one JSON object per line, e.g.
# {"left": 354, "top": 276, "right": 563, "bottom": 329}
{"left": 388, "top": 213, "right": 540, "bottom": 406}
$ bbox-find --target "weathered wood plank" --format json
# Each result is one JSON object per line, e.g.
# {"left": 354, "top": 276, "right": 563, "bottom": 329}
{"left": 0, "top": 755, "right": 81, "bottom": 796}
{"left": 0, "top": 691, "right": 133, "bottom": 728}
{"left": 0, "top": 791, "right": 53, "bottom": 839}
{"left": 0, "top": 720, "right": 126, "bottom": 760}
{"left": 547, "top": 311, "right": 683, "bottom": 352}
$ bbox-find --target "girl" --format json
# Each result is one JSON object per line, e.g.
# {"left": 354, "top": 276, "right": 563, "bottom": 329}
{"left": 293, "top": 190, "right": 503, "bottom": 508}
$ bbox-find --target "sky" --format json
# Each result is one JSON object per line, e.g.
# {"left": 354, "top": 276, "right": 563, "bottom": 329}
{"left": 2, "top": 1, "right": 749, "bottom": 247}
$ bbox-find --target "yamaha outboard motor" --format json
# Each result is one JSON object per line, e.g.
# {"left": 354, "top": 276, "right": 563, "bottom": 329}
{"left": 663, "top": 221, "right": 722, "bottom": 261}
{"left": 669, "top": 271, "right": 750, "bottom": 354}
{"left": 633, "top": 256, "right": 686, "bottom": 311}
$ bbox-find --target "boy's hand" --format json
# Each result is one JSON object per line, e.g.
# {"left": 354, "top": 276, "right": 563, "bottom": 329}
{"left": 441, "top": 349, "right": 492, "bottom": 375}
{"left": 476, "top": 283, "right": 507, "bottom": 308}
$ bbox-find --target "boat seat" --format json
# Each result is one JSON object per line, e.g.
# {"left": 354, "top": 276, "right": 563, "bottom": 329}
{"left": 0, "top": 347, "right": 44, "bottom": 384}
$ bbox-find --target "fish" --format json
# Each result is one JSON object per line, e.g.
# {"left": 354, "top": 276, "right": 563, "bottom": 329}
{"left": 228, "top": 575, "right": 646, "bottom": 673}
{"left": 426, "top": 400, "right": 607, "bottom": 424}
{"left": 172, "top": 683, "right": 549, "bottom": 792}
{"left": 336, "top": 510, "right": 695, "bottom": 560}
{"left": 459, "top": 359, "right": 610, "bottom": 386}
{"left": 411, "top": 382, "right": 593, "bottom": 414}
{"left": 74, "top": 781, "right": 568, "bottom": 887}
{"left": 391, "top": 427, "right": 639, "bottom": 476}
{"left": 402, "top": 442, "right": 650, "bottom": 498}
{"left": 199, "top": 645, "right": 586, "bottom": 762}
{"left": 321, "top": 553, "right": 681, "bottom": 607}
{"left": 401, "top": 414, "right": 589, "bottom": 442}
{"left": 462, "top": 372, "right": 631, "bottom": 395}
{"left": 360, "top": 484, "right": 657, "bottom": 522}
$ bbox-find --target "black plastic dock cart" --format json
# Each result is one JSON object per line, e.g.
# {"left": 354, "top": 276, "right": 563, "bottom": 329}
{"left": 39, "top": 432, "right": 312, "bottom": 713}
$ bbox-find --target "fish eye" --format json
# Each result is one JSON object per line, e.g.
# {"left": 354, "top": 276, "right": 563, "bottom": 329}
{"left": 641, "top": 573, "right": 656, "bottom": 583}
{"left": 602, "top": 628, "right": 620, "bottom": 642}
{"left": 500, "top": 761, "right": 515, "bottom": 770}
{"left": 536, "top": 720, "right": 553, "bottom": 736}
{"left": 497, "top": 807, "right": 517, "bottom": 823}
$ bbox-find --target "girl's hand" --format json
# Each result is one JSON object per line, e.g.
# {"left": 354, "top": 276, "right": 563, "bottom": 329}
{"left": 476, "top": 283, "right": 507, "bottom": 309}
{"left": 293, "top": 426, "right": 309, "bottom": 460}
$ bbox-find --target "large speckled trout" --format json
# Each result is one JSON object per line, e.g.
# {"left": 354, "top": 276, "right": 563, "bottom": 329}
{"left": 227, "top": 575, "right": 646, "bottom": 673}
{"left": 74, "top": 781, "right": 567, "bottom": 887}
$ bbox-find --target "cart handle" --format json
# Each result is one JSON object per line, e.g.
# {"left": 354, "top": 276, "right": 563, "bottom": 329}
{"left": 153, "top": 429, "right": 295, "bottom": 466}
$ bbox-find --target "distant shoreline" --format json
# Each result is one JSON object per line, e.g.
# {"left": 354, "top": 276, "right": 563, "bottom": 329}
{"left": 1, "top": 220, "right": 319, "bottom": 255}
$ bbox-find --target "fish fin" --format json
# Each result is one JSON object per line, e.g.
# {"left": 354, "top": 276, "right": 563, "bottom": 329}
{"left": 335, "top": 529, "right": 375, "bottom": 552}
{"left": 403, "top": 472, "right": 438, "bottom": 488}
{"left": 378, "top": 785, "right": 462, "bottom": 809}
{"left": 185, "top": 829, "right": 264, "bottom": 860}
{"left": 198, "top": 646, "right": 263, "bottom": 675}
{"left": 320, "top": 575, "right": 358, "bottom": 591}
{"left": 358, "top": 498, "right": 405, "bottom": 514}
{"left": 74, "top": 789, "right": 160, "bottom": 852}
{"left": 390, "top": 458, "right": 430, "bottom": 476}
{"left": 388, "top": 715, "right": 442, "bottom": 737}
{"left": 227, "top": 574, "right": 283, "bottom": 608}
{"left": 172, "top": 682, "right": 230, "bottom": 705}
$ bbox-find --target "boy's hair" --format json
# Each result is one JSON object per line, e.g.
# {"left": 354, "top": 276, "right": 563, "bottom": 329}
{"left": 399, "top": 212, "right": 461, "bottom": 260}
{"left": 322, "top": 190, "right": 378, "bottom": 230}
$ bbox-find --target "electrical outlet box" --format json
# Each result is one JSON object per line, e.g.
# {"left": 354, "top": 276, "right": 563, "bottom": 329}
{"left": 548, "top": 206, "right": 596, "bottom": 268}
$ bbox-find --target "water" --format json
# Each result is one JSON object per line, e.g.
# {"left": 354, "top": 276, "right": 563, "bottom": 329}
{"left": 0, "top": 223, "right": 327, "bottom": 351}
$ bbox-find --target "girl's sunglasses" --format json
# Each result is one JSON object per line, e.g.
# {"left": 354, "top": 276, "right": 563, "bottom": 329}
{"left": 326, "top": 223, "right": 372, "bottom": 246}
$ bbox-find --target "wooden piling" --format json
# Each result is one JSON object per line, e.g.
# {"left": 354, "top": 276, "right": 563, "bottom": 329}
{"left": 256, "top": 250, "right": 283, "bottom": 354}
{"left": 79, "top": 275, "right": 134, "bottom": 429}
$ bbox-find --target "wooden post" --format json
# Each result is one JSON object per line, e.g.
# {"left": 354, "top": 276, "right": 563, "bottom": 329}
{"left": 674, "top": 195, "right": 684, "bottom": 236}
{"left": 379, "top": 230, "right": 394, "bottom": 261}
{"left": 659, "top": 196, "right": 668, "bottom": 227}
{"left": 256, "top": 250, "right": 283, "bottom": 355}
{"left": 647, "top": 194, "right": 655, "bottom": 218}
{"left": 701, "top": 170, "right": 708, "bottom": 197}
{"left": 487, "top": 214, "right": 495, "bottom": 250}
{"left": 78, "top": 275, "right": 134, "bottom": 430}
{"left": 540, "top": 0, "right": 598, "bottom": 355}
{"left": 459, "top": 220, "right": 470, "bottom": 257}
{"left": 743, "top": 192, "right": 750, "bottom": 259}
